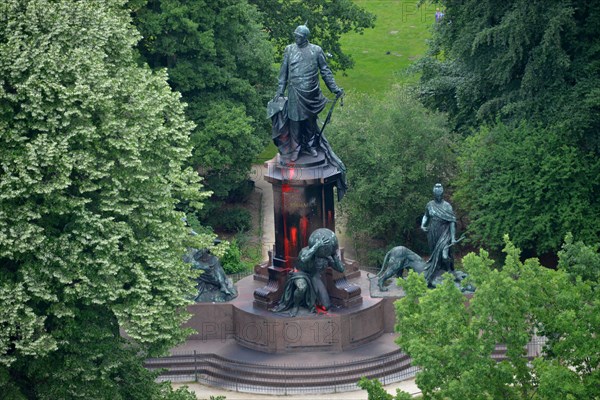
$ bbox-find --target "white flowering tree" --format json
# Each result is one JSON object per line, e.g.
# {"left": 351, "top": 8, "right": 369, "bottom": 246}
{"left": 0, "top": 0, "right": 211, "bottom": 397}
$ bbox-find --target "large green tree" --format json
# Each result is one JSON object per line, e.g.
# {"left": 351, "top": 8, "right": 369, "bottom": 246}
{"left": 249, "top": 0, "right": 376, "bottom": 71}
{"left": 130, "top": 0, "right": 275, "bottom": 203}
{"left": 418, "top": 0, "right": 600, "bottom": 255}
{"left": 0, "top": 0, "right": 210, "bottom": 397}
{"left": 419, "top": 0, "right": 600, "bottom": 135}
{"left": 386, "top": 236, "right": 600, "bottom": 399}
{"left": 456, "top": 121, "right": 599, "bottom": 254}
{"left": 328, "top": 88, "right": 456, "bottom": 263}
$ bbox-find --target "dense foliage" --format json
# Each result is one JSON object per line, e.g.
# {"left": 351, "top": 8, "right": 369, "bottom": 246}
{"left": 456, "top": 121, "right": 599, "bottom": 254}
{"left": 386, "top": 236, "right": 600, "bottom": 399}
{"left": 420, "top": 0, "right": 600, "bottom": 135}
{"left": 249, "top": 0, "right": 376, "bottom": 72}
{"left": 205, "top": 207, "right": 251, "bottom": 234}
{"left": 357, "top": 377, "right": 411, "bottom": 400}
{"left": 130, "top": 0, "right": 275, "bottom": 203}
{"left": 419, "top": 0, "right": 600, "bottom": 255}
{"left": 328, "top": 88, "right": 456, "bottom": 261}
{"left": 0, "top": 0, "right": 210, "bottom": 397}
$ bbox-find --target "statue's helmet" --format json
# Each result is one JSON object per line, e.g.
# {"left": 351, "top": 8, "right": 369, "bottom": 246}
{"left": 294, "top": 24, "right": 310, "bottom": 39}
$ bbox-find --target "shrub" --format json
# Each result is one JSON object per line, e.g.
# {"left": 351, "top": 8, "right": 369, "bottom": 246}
{"left": 206, "top": 207, "right": 251, "bottom": 233}
{"left": 220, "top": 240, "right": 249, "bottom": 274}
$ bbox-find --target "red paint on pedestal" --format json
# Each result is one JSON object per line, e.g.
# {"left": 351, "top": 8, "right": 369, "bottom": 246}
{"left": 316, "top": 305, "right": 328, "bottom": 315}
{"left": 300, "top": 216, "right": 309, "bottom": 247}
{"left": 290, "top": 227, "right": 298, "bottom": 254}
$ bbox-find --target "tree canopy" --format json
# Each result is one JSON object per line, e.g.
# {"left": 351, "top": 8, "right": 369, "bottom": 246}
{"left": 456, "top": 121, "right": 599, "bottom": 254}
{"left": 419, "top": 0, "right": 600, "bottom": 135}
{"left": 387, "top": 235, "right": 600, "bottom": 399}
{"left": 130, "top": 0, "right": 275, "bottom": 202}
{"left": 419, "top": 0, "right": 600, "bottom": 255}
{"left": 0, "top": 0, "right": 209, "bottom": 397}
{"left": 328, "top": 87, "right": 456, "bottom": 263}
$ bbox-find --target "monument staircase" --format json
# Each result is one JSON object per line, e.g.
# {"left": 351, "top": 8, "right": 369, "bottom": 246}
{"left": 145, "top": 346, "right": 417, "bottom": 394}
{"left": 145, "top": 338, "right": 544, "bottom": 394}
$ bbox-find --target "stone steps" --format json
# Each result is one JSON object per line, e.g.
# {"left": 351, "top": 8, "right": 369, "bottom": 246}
{"left": 145, "top": 339, "right": 545, "bottom": 394}
{"left": 145, "top": 349, "right": 416, "bottom": 392}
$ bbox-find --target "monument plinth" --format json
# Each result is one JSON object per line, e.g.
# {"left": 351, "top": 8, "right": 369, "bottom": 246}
{"left": 253, "top": 152, "right": 361, "bottom": 309}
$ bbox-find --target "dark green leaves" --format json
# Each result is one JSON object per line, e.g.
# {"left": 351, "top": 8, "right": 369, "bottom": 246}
{"left": 132, "top": 0, "right": 275, "bottom": 201}
{"left": 328, "top": 87, "right": 456, "bottom": 260}
{"left": 456, "top": 121, "right": 600, "bottom": 254}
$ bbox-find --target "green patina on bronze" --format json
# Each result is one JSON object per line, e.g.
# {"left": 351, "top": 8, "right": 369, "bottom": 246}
{"left": 377, "top": 184, "right": 474, "bottom": 294}
{"left": 273, "top": 228, "right": 345, "bottom": 316}
{"left": 184, "top": 247, "right": 238, "bottom": 303}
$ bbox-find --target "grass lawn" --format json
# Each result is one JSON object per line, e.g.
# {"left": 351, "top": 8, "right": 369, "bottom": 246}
{"left": 335, "top": 0, "right": 434, "bottom": 93}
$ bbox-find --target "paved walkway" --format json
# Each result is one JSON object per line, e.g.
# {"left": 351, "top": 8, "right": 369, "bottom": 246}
{"left": 177, "top": 164, "right": 419, "bottom": 399}
{"left": 251, "top": 164, "right": 275, "bottom": 262}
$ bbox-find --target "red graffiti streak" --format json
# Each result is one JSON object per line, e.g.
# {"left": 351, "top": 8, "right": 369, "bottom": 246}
{"left": 290, "top": 227, "right": 298, "bottom": 254}
{"left": 300, "top": 216, "right": 309, "bottom": 247}
{"left": 282, "top": 185, "right": 290, "bottom": 268}
{"left": 316, "top": 305, "right": 328, "bottom": 315}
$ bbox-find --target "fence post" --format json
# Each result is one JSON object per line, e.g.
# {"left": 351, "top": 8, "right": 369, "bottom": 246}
{"left": 194, "top": 350, "right": 198, "bottom": 382}
{"left": 333, "top": 361, "right": 337, "bottom": 393}
{"left": 284, "top": 364, "right": 287, "bottom": 396}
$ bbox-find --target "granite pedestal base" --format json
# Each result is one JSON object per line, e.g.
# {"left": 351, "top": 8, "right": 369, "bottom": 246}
{"left": 185, "top": 272, "right": 387, "bottom": 354}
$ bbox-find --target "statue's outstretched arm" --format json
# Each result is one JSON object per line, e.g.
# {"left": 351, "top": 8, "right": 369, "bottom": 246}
{"left": 450, "top": 221, "right": 457, "bottom": 243}
{"left": 421, "top": 210, "right": 430, "bottom": 232}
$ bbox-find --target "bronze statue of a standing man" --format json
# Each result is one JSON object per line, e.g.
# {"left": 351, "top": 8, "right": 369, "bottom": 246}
{"left": 271, "top": 24, "right": 344, "bottom": 162}
{"left": 421, "top": 183, "right": 457, "bottom": 286}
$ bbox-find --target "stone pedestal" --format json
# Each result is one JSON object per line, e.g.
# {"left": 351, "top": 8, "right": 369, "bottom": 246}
{"left": 184, "top": 274, "right": 383, "bottom": 354}
{"left": 254, "top": 151, "right": 361, "bottom": 309}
